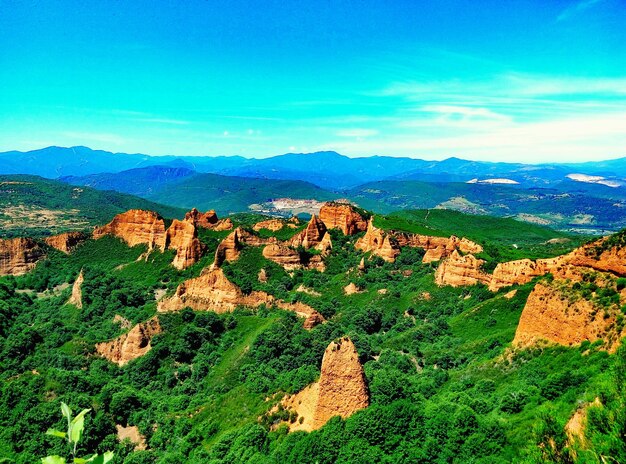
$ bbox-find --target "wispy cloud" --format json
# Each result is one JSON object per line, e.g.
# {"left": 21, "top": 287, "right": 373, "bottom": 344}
{"left": 557, "top": 0, "right": 606, "bottom": 22}
{"left": 336, "top": 128, "right": 379, "bottom": 137}
{"left": 133, "top": 117, "right": 190, "bottom": 125}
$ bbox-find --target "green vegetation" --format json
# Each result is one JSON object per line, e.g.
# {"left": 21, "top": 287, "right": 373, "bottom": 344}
{"left": 1, "top": 210, "right": 624, "bottom": 463}
{"left": 0, "top": 175, "right": 185, "bottom": 238}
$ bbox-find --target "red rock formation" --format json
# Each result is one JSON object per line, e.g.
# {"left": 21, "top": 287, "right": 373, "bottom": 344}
{"left": 93, "top": 210, "right": 166, "bottom": 250}
{"left": 316, "top": 232, "right": 333, "bottom": 256}
{"left": 567, "top": 237, "right": 626, "bottom": 276}
{"left": 278, "top": 337, "right": 369, "bottom": 432}
{"left": 513, "top": 282, "right": 624, "bottom": 351}
{"left": 253, "top": 219, "right": 287, "bottom": 232}
{"left": 213, "top": 218, "right": 234, "bottom": 231}
{"left": 95, "top": 316, "right": 161, "bottom": 366}
{"left": 165, "top": 219, "right": 206, "bottom": 269}
{"left": 434, "top": 250, "right": 491, "bottom": 287}
{"left": 263, "top": 243, "right": 302, "bottom": 270}
{"left": 68, "top": 269, "right": 84, "bottom": 308}
{"left": 212, "top": 227, "right": 274, "bottom": 268}
{"left": 290, "top": 215, "right": 327, "bottom": 249}
{"left": 158, "top": 268, "right": 324, "bottom": 328}
{"left": 355, "top": 219, "right": 400, "bottom": 262}
{"left": 44, "top": 232, "right": 87, "bottom": 254}
{"left": 0, "top": 237, "right": 46, "bottom": 275}
{"left": 394, "top": 233, "right": 483, "bottom": 263}
{"left": 489, "top": 259, "right": 553, "bottom": 291}
{"left": 319, "top": 203, "right": 367, "bottom": 235}
{"left": 185, "top": 208, "right": 218, "bottom": 228}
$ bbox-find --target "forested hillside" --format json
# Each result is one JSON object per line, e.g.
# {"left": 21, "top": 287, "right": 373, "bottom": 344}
{"left": 1, "top": 204, "right": 625, "bottom": 463}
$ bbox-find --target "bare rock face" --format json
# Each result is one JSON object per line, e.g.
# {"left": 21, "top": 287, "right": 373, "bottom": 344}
{"left": 165, "top": 219, "right": 206, "bottom": 270}
{"left": 319, "top": 203, "right": 367, "bottom": 235}
{"left": 0, "top": 237, "right": 46, "bottom": 275}
{"left": 68, "top": 269, "right": 84, "bottom": 308}
{"left": 279, "top": 337, "right": 369, "bottom": 432}
{"left": 253, "top": 219, "right": 287, "bottom": 232}
{"left": 489, "top": 259, "right": 553, "bottom": 292}
{"left": 185, "top": 208, "right": 219, "bottom": 228}
{"left": 116, "top": 425, "right": 147, "bottom": 451}
{"left": 290, "top": 215, "right": 327, "bottom": 249}
{"left": 93, "top": 210, "right": 166, "bottom": 250}
{"left": 158, "top": 268, "right": 245, "bottom": 313}
{"left": 263, "top": 243, "right": 302, "bottom": 270}
{"left": 213, "top": 228, "right": 244, "bottom": 267}
{"left": 213, "top": 218, "right": 234, "bottom": 231}
{"left": 513, "top": 282, "right": 624, "bottom": 351}
{"left": 158, "top": 268, "right": 324, "bottom": 328}
{"left": 394, "top": 233, "right": 483, "bottom": 264}
{"left": 434, "top": 250, "right": 491, "bottom": 287}
{"left": 343, "top": 282, "right": 361, "bottom": 295}
{"left": 316, "top": 232, "right": 333, "bottom": 256}
{"left": 355, "top": 219, "right": 400, "bottom": 262}
{"left": 44, "top": 232, "right": 87, "bottom": 254}
{"left": 567, "top": 236, "right": 626, "bottom": 276}
{"left": 96, "top": 316, "right": 161, "bottom": 366}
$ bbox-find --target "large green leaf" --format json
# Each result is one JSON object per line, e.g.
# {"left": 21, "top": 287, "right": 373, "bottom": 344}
{"left": 69, "top": 409, "right": 91, "bottom": 444}
{"left": 45, "top": 429, "right": 66, "bottom": 439}
{"left": 41, "top": 456, "right": 66, "bottom": 464}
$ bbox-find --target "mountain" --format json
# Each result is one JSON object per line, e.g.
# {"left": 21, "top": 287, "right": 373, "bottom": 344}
{"left": 348, "top": 180, "right": 626, "bottom": 233}
{"left": 1, "top": 201, "right": 625, "bottom": 463}
{"left": 0, "top": 174, "right": 185, "bottom": 237}
{"left": 61, "top": 166, "right": 197, "bottom": 197}
{"left": 3, "top": 146, "right": 625, "bottom": 191}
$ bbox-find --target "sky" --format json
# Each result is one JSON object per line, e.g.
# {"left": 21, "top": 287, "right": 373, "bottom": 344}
{"left": 1, "top": 0, "right": 625, "bottom": 162}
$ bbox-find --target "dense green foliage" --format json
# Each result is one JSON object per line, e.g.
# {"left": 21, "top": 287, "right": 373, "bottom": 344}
{"left": 0, "top": 211, "right": 624, "bottom": 463}
{"left": 0, "top": 175, "right": 185, "bottom": 238}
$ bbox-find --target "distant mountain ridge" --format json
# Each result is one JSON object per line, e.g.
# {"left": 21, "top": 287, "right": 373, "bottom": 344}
{"left": 2, "top": 146, "right": 625, "bottom": 190}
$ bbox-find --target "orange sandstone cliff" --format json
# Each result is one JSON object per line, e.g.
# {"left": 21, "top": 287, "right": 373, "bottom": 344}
{"left": 434, "top": 250, "right": 491, "bottom": 287}
{"left": 158, "top": 267, "right": 324, "bottom": 328}
{"left": 96, "top": 316, "right": 162, "bottom": 366}
{"left": 278, "top": 337, "right": 369, "bottom": 432}
{"left": 165, "top": 219, "right": 206, "bottom": 269}
{"left": 0, "top": 237, "right": 46, "bottom": 276}
{"left": 319, "top": 203, "right": 367, "bottom": 235}
{"left": 355, "top": 218, "right": 400, "bottom": 262}
{"left": 93, "top": 210, "right": 167, "bottom": 250}
{"left": 68, "top": 269, "right": 84, "bottom": 308}
{"left": 290, "top": 215, "right": 327, "bottom": 249}
{"left": 44, "top": 232, "right": 87, "bottom": 254}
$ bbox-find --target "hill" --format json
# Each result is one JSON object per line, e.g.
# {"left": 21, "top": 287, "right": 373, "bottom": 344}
{"left": 0, "top": 175, "right": 186, "bottom": 237}
{"left": 349, "top": 180, "right": 626, "bottom": 234}
{"left": 1, "top": 202, "right": 625, "bottom": 462}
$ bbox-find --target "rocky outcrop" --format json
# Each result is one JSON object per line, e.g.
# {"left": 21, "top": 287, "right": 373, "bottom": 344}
{"left": 68, "top": 269, "right": 84, "bottom": 308}
{"left": 95, "top": 316, "right": 161, "bottom": 366}
{"left": 355, "top": 219, "right": 400, "bottom": 262}
{"left": 0, "top": 237, "right": 46, "bottom": 275}
{"left": 567, "top": 236, "right": 626, "bottom": 277}
{"left": 316, "top": 232, "right": 333, "bottom": 256}
{"left": 44, "top": 232, "right": 87, "bottom": 254}
{"left": 395, "top": 233, "right": 483, "bottom": 263}
{"left": 434, "top": 250, "right": 491, "bottom": 287}
{"left": 93, "top": 210, "right": 166, "bottom": 250}
{"left": 185, "top": 208, "right": 218, "bottom": 228}
{"left": 213, "top": 218, "right": 234, "bottom": 231}
{"left": 278, "top": 337, "right": 369, "bottom": 432}
{"left": 512, "top": 282, "right": 624, "bottom": 351}
{"left": 253, "top": 219, "right": 288, "bottom": 232}
{"left": 343, "top": 282, "right": 361, "bottom": 295}
{"left": 158, "top": 268, "right": 324, "bottom": 328}
{"left": 165, "top": 219, "right": 206, "bottom": 269}
{"left": 116, "top": 425, "right": 147, "bottom": 451}
{"left": 290, "top": 215, "right": 327, "bottom": 249}
{"left": 489, "top": 259, "right": 554, "bottom": 292}
{"left": 565, "top": 398, "right": 602, "bottom": 449}
{"left": 213, "top": 227, "right": 275, "bottom": 268}
{"left": 263, "top": 243, "right": 302, "bottom": 270}
{"left": 319, "top": 203, "right": 367, "bottom": 235}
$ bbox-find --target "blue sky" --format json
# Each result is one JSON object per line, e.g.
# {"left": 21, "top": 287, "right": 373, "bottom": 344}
{"left": 1, "top": 0, "right": 625, "bottom": 162}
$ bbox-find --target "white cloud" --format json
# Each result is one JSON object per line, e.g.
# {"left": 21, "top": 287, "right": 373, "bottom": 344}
{"left": 557, "top": 0, "right": 606, "bottom": 22}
